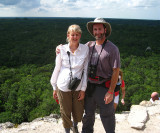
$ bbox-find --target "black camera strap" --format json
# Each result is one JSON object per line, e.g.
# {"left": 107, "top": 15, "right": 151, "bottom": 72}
{"left": 67, "top": 51, "right": 73, "bottom": 82}
{"left": 67, "top": 51, "right": 84, "bottom": 83}
{"left": 89, "top": 39, "right": 107, "bottom": 67}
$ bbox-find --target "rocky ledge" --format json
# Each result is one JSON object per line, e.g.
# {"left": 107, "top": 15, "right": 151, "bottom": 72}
{"left": 0, "top": 100, "right": 160, "bottom": 133}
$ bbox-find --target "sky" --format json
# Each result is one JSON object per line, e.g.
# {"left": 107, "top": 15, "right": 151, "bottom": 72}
{"left": 0, "top": 0, "right": 160, "bottom": 20}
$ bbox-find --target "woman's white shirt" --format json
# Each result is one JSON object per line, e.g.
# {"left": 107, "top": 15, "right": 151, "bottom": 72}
{"left": 50, "top": 43, "right": 89, "bottom": 92}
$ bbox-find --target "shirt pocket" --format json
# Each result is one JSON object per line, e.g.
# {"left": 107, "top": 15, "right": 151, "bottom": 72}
{"left": 62, "top": 56, "right": 70, "bottom": 67}
{"left": 75, "top": 56, "right": 85, "bottom": 67}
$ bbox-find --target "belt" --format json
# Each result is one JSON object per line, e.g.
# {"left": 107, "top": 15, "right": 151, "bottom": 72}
{"left": 88, "top": 79, "right": 111, "bottom": 88}
{"left": 89, "top": 76, "right": 105, "bottom": 81}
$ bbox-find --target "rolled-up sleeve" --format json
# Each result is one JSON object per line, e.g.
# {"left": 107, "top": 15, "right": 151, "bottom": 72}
{"left": 50, "top": 53, "right": 62, "bottom": 90}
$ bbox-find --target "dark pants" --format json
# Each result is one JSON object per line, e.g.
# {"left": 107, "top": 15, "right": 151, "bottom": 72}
{"left": 82, "top": 85, "right": 115, "bottom": 133}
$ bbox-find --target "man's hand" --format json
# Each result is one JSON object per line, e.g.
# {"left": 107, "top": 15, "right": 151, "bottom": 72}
{"left": 56, "top": 44, "right": 62, "bottom": 55}
{"left": 78, "top": 91, "right": 85, "bottom": 100}
{"left": 104, "top": 92, "right": 114, "bottom": 104}
{"left": 104, "top": 67, "right": 119, "bottom": 104}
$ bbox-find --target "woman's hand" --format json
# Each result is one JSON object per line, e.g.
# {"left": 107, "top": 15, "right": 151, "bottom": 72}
{"left": 53, "top": 90, "right": 59, "bottom": 104}
{"left": 121, "top": 99, "right": 125, "bottom": 105}
{"left": 78, "top": 91, "right": 85, "bottom": 100}
{"left": 53, "top": 90, "right": 58, "bottom": 100}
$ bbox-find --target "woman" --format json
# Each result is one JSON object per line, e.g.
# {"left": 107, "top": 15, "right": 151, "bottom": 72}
{"left": 50, "top": 24, "right": 89, "bottom": 133}
{"left": 114, "top": 70, "right": 126, "bottom": 110}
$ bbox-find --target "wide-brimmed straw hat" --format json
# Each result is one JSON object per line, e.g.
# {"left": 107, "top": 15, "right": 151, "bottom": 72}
{"left": 87, "top": 17, "right": 112, "bottom": 38}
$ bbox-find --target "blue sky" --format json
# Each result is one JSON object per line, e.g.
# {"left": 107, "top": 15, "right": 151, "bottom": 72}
{"left": 0, "top": 0, "right": 160, "bottom": 20}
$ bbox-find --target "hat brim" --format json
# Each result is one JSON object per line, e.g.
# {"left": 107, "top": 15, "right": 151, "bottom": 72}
{"left": 87, "top": 21, "right": 112, "bottom": 38}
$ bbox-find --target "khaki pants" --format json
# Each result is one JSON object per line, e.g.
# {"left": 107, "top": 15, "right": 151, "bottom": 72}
{"left": 57, "top": 89, "right": 84, "bottom": 128}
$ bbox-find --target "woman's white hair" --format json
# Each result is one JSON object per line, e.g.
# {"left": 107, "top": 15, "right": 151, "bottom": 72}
{"left": 66, "top": 24, "right": 82, "bottom": 42}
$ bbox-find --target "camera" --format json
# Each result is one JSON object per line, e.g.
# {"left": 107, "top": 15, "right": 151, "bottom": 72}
{"left": 68, "top": 77, "right": 81, "bottom": 90}
{"left": 88, "top": 64, "right": 97, "bottom": 79}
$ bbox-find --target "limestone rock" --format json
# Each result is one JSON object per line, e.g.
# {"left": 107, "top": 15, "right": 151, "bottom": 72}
{"left": 128, "top": 105, "right": 148, "bottom": 129}
{"left": 1, "top": 101, "right": 160, "bottom": 133}
{"left": 0, "top": 122, "right": 14, "bottom": 130}
{"left": 139, "top": 100, "right": 152, "bottom": 107}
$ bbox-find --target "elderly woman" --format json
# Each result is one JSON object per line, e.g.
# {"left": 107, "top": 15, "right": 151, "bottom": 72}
{"left": 50, "top": 24, "right": 89, "bottom": 133}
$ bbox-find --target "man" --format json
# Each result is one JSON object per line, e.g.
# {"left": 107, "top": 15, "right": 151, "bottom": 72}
{"left": 82, "top": 18, "right": 120, "bottom": 133}
{"left": 150, "top": 92, "right": 160, "bottom": 103}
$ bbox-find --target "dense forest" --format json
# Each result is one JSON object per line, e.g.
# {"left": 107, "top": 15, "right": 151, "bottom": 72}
{"left": 0, "top": 17, "right": 160, "bottom": 124}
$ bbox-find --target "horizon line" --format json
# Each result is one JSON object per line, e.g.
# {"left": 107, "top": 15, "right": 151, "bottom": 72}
{"left": 0, "top": 16, "right": 159, "bottom": 21}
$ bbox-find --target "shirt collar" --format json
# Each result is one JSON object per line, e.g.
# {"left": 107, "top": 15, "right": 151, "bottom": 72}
{"left": 67, "top": 43, "right": 81, "bottom": 52}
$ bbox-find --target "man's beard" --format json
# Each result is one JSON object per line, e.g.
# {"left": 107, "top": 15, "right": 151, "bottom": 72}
{"left": 94, "top": 33, "right": 106, "bottom": 40}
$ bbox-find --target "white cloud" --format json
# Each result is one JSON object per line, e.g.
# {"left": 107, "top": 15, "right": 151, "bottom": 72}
{"left": 40, "top": 0, "right": 58, "bottom": 6}
{"left": 127, "top": 0, "right": 160, "bottom": 8}
{"left": 0, "top": 0, "right": 159, "bottom": 20}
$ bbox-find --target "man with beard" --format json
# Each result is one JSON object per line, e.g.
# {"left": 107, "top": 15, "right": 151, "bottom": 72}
{"left": 82, "top": 18, "right": 120, "bottom": 133}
